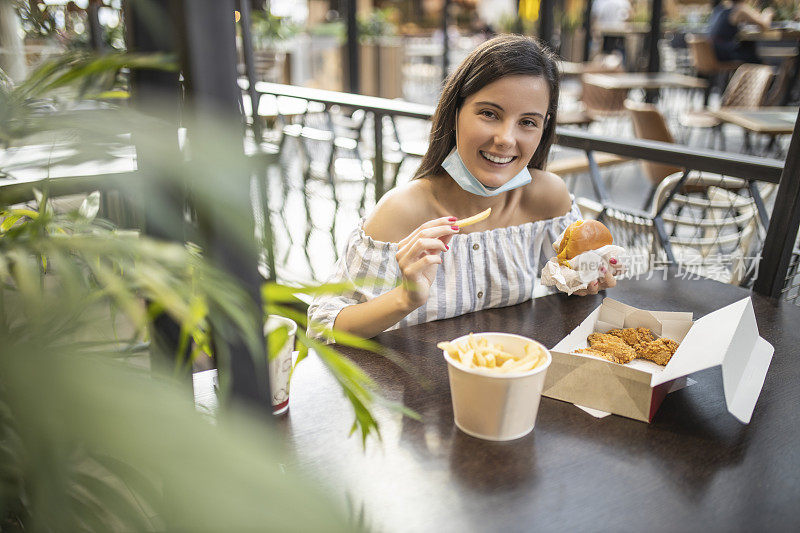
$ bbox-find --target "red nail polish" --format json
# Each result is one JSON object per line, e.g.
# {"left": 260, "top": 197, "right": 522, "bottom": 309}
{"left": 448, "top": 217, "right": 457, "bottom": 222}
{"left": 445, "top": 244, "right": 449, "bottom": 250}
{"left": 609, "top": 258, "right": 618, "bottom": 265}
{"left": 451, "top": 226, "right": 460, "bottom": 231}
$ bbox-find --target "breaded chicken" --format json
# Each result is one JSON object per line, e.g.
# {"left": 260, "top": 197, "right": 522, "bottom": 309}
{"left": 634, "top": 338, "right": 679, "bottom": 366}
{"left": 576, "top": 347, "right": 633, "bottom": 365}
{"left": 608, "top": 327, "right": 655, "bottom": 347}
{"left": 577, "top": 332, "right": 637, "bottom": 364}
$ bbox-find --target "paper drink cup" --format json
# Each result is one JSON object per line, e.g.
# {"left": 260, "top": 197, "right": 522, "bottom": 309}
{"left": 443, "top": 333, "right": 551, "bottom": 441}
{"left": 264, "top": 315, "right": 297, "bottom": 415}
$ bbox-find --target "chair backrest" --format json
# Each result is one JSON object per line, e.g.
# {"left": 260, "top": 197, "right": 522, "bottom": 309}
{"left": 623, "top": 100, "right": 683, "bottom": 186}
{"left": 578, "top": 171, "right": 764, "bottom": 285}
{"left": 720, "top": 64, "right": 774, "bottom": 108}
{"left": 580, "top": 77, "right": 628, "bottom": 118}
{"left": 685, "top": 34, "right": 722, "bottom": 75}
{"left": 651, "top": 172, "right": 761, "bottom": 285}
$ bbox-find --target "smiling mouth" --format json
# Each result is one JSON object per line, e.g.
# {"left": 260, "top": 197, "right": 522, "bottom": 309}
{"left": 480, "top": 151, "right": 516, "bottom": 164}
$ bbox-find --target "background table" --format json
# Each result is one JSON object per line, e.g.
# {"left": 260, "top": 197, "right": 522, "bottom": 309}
{"left": 281, "top": 276, "right": 799, "bottom": 532}
{"left": 712, "top": 107, "right": 799, "bottom": 135}
{"left": 582, "top": 72, "right": 708, "bottom": 91}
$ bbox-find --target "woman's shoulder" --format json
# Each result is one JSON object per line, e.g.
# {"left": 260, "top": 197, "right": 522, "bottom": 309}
{"left": 524, "top": 168, "right": 573, "bottom": 220}
{"left": 363, "top": 179, "right": 437, "bottom": 243}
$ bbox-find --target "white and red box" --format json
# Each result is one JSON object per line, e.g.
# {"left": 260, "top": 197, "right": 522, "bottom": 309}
{"left": 543, "top": 297, "right": 774, "bottom": 423}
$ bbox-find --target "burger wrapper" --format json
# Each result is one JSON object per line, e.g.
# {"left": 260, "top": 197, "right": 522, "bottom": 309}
{"left": 540, "top": 245, "right": 626, "bottom": 295}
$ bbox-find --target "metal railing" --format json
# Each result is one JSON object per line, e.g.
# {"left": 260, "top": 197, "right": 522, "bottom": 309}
{"left": 3, "top": 82, "right": 797, "bottom": 299}
{"left": 242, "top": 82, "right": 797, "bottom": 298}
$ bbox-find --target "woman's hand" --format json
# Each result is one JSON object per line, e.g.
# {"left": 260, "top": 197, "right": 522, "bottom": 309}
{"left": 396, "top": 216, "right": 460, "bottom": 309}
{"left": 572, "top": 258, "right": 623, "bottom": 297}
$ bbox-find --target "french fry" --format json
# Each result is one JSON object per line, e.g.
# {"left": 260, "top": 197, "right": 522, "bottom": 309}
{"left": 439, "top": 333, "right": 546, "bottom": 373}
{"left": 455, "top": 208, "right": 491, "bottom": 228}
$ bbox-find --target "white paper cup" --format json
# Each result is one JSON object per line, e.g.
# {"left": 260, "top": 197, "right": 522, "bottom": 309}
{"left": 264, "top": 315, "right": 297, "bottom": 415}
{"left": 443, "top": 333, "right": 551, "bottom": 441}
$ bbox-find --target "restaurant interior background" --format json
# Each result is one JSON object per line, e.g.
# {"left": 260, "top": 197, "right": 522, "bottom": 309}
{"left": 1, "top": 0, "right": 799, "bottom": 530}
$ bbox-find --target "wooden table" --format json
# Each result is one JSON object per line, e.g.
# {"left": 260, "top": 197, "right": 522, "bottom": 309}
{"left": 712, "top": 107, "right": 799, "bottom": 135}
{"left": 582, "top": 72, "right": 708, "bottom": 91}
{"left": 739, "top": 24, "right": 800, "bottom": 42}
{"left": 281, "top": 276, "right": 799, "bottom": 532}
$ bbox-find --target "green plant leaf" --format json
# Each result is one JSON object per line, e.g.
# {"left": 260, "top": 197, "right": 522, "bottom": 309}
{"left": 266, "top": 324, "right": 289, "bottom": 362}
{"left": 296, "top": 329, "right": 381, "bottom": 447}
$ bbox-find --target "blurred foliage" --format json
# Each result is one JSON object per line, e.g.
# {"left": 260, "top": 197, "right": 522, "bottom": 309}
{"left": 309, "top": 20, "right": 346, "bottom": 40}
{"left": 65, "top": 18, "right": 127, "bottom": 53}
{"left": 0, "top": 190, "right": 360, "bottom": 531}
{"left": 771, "top": 0, "right": 800, "bottom": 21}
{"left": 11, "top": 0, "right": 56, "bottom": 39}
{"left": 250, "top": 10, "right": 300, "bottom": 48}
{"left": 496, "top": 14, "right": 536, "bottom": 35}
{"left": 0, "top": 50, "right": 176, "bottom": 147}
{"left": 358, "top": 8, "right": 400, "bottom": 41}
{"left": 0, "top": 45, "right": 421, "bottom": 528}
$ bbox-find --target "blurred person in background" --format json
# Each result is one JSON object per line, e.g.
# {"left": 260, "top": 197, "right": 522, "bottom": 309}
{"left": 591, "top": 0, "right": 632, "bottom": 59}
{"left": 708, "top": 0, "right": 774, "bottom": 62}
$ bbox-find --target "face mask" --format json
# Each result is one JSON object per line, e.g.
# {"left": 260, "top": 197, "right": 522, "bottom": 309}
{"left": 441, "top": 145, "right": 532, "bottom": 197}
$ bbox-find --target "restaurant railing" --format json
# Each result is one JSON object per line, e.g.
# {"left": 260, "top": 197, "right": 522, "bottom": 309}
{"left": 242, "top": 81, "right": 798, "bottom": 299}
{"left": 2, "top": 82, "right": 797, "bottom": 301}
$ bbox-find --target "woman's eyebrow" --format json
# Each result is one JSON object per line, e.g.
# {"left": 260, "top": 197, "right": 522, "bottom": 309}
{"left": 474, "top": 101, "right": 545, "bottom": 119}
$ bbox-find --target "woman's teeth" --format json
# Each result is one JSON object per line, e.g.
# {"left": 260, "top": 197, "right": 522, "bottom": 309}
{"left": 480, "top": 151, "right": 515, "bottom": 164}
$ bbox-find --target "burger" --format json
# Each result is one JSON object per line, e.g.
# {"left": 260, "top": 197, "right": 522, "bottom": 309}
{"left": 556, "top": 220, "right": 613, "bottom": 267}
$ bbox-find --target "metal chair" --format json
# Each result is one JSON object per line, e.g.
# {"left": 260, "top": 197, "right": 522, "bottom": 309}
{"left": 578, "top": 171, "right": 764, "bottom": 286}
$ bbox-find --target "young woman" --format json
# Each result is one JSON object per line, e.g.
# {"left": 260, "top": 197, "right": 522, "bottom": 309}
{"left": 709, "top": 0, "right": 774, "bottom": 63}
{"left": 308, "top": 35, "right": 617, "bottom": 340}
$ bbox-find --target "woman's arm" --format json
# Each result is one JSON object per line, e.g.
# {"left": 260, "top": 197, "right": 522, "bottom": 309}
{"left": 333, "top": 286, "right": 420, "bottom": 339}
{"left": 332, "top": 212, "right": 459, "bottom": 339}
{"left": 735, "top": 4, "right": 774, "bottom": 30}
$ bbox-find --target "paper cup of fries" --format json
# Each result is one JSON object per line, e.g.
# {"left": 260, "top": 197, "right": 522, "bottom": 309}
{"left": 439, "top": 333, "right": 551, "bottom": 441}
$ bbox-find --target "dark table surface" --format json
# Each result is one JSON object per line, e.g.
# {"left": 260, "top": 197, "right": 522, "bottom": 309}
{"left": 279, "top": 276, "right": 799, "bottom": 532}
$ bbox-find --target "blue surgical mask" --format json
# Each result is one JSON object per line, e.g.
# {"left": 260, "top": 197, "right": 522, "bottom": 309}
{"left": 441, "top": 145, "right": 532, "bottom": 197}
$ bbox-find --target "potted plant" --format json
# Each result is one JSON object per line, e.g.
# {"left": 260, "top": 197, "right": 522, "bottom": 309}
{"left": 249, "top": 10, "right": 298, "bottom": 83}
{"left": 0, "top": 50, "right": 412, "bottom": 530}
{"left": 354, "top": 7, "right": 404, "bottom": 98}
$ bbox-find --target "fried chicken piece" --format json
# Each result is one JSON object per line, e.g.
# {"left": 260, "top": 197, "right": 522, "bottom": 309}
{"left": 578, "top": 332, "right": 637, "bottom": 364}
{"left": 576, "top": 347, "right": 634, "bottom": 365}
{"left": 607, "top": 327, "right": 656, "bottom": 347}
{"left": 634, "top": 338, "right": 679, "bottom": 366}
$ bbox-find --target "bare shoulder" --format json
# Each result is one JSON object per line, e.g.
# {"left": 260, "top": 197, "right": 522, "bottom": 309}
{"left": 363, "top": 179, "right": 436, "bottom": 242}
{"left": 525, "top": 169, "right": 573, "bottom": 220}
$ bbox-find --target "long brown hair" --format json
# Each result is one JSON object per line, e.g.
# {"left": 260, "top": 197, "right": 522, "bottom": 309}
{"left": 413, "top": 35, "right": 560, "bottom": 180}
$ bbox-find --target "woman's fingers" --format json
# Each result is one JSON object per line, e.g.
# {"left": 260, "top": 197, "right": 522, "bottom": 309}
{"left": 600, "top": 266, "right": 617, "bottom": 289}
{"left": 608, "top": 257, "right": 625, "bottom": 277}
{"left": 397, "top": 238, "right": 448, "bottom": 269}
{"left": 397, "top": 224, "right": 458, "bottom": 258}
{"left": 403, "top": 253, "right": 443, "bottom": 278}
{"left": 398, "top": 217, "right": 457, "bottom": 247}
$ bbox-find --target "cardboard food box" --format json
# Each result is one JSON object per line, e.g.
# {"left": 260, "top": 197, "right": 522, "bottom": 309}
{"left": 543, "top": 297, "right": 774, "bottom": 423}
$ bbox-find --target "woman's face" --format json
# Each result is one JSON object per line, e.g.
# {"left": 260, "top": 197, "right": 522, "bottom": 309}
{"left": 455, "top": 74, "right": 550, "bottom": 189}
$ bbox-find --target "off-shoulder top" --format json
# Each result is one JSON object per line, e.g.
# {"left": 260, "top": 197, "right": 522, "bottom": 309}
{"left": 307, "top": 203, "right": 582, "bottom": 340}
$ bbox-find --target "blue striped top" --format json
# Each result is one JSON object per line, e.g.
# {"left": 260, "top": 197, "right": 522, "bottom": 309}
{"left": 308, "top": 203, "right": 582, "bottom": 340}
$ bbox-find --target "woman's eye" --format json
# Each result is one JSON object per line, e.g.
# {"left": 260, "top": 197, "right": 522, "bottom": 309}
{"left": 479, "top": 110, "right": 496, "bottom": 119}
{"left": 521, "top": 119, "right": 539, "bottom": 128}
